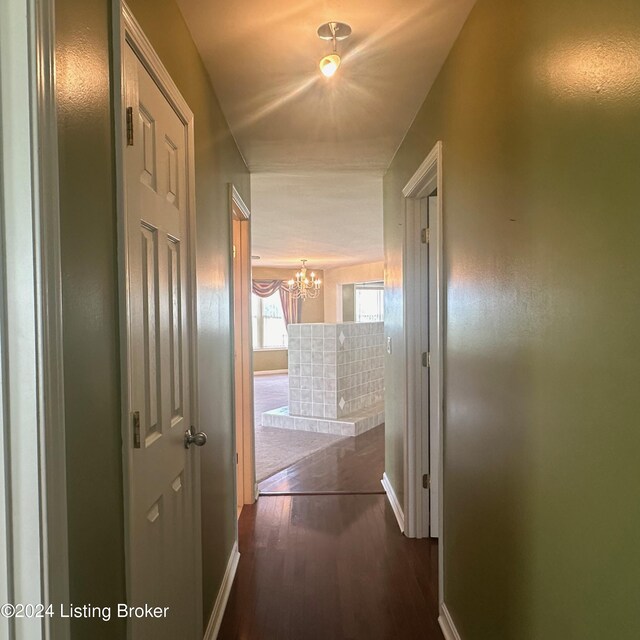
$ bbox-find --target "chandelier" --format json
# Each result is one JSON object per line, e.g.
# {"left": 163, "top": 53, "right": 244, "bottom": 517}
{"left": 287, "top": 260, "right": 321, "bottom": 300}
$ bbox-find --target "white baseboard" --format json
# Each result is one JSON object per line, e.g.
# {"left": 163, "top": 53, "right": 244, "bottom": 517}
{"left": 254, "top": 369, "right": 287, "bottom": 376}
{"left": 203, "top": 541, "right": 240, "bottom": 640}
{"left": 381, "top": 472, "right": 404, "bottom": 533}
{"left": 439, "top": 603, "right": 462, "bottom": 640}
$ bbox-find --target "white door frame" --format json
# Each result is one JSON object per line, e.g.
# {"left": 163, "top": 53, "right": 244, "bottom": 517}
{"left": 229, "top": 185, "right": 257, "bottom": 510}
{"left": 0, "top": 0, "right": 70, "bottom": 637}
{"left": 402, "top": 141, "right": 444, "bottom": 545}
{"left": 113, "top": 3, "right": 202, "bottom": 633}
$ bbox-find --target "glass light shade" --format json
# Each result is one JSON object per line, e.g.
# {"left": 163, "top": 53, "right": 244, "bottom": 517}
{"left": 319, "top": 53, "right": 341, "bottom": 77}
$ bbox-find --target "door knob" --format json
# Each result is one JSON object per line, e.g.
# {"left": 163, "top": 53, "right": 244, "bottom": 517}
{"left": 184, "top": 427, "right": 207, "bottom": 449}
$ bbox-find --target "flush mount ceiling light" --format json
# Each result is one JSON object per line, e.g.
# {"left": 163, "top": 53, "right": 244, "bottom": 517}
{"left": 317, "top": 21, "right": 352, "bottom": 78}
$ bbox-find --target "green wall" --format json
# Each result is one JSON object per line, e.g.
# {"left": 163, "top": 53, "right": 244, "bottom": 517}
{"left": 56, "top": 0, "right": 249, "bottom": 636}
{"left": 56, "top": 1, "right": 126, "bottom": 637}
{"left": 384, "top": 0, "right": 640, "bottom": 637}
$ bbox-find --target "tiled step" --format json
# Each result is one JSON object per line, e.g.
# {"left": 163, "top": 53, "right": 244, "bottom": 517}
{"left": 262, "top": 402, "right": 384, "bottom": 437}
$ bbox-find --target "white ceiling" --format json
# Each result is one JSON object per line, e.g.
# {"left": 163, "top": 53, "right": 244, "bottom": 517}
{"left": 177, "top": 0, "right": 476, "bottom": 267}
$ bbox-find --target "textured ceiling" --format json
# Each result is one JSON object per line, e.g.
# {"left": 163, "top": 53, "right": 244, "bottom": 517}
{"left": 250, "top": 172, "right": 383, "bottom": 269}
{"left": 176, "top": 0, "right": 476, "bottom": 266}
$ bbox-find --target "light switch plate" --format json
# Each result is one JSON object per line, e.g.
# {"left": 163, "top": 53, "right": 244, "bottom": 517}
{"left": 386, "top": 336, "right": 392, "bottom": 355}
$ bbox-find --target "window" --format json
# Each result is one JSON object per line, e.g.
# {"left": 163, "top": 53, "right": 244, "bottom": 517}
{"left": 252, "top": 292, "right": 288, "bottom": 349}
{"left": 355, "top": 283, "right": 384, "bottom": 322}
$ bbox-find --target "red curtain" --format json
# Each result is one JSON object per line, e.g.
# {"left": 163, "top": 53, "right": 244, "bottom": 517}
{"left": 279, "top": 286, "right": 302, "bottom": 327}
{"left": 251, "top": 279, "right": 301, "bottom": 328}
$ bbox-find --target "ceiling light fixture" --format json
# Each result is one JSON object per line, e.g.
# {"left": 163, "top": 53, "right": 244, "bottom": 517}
{"left": 317, "top": 21, "right": 352, "bottom": 78}
{"left": 288, "top": 260, "right": 322, "bottom": 300}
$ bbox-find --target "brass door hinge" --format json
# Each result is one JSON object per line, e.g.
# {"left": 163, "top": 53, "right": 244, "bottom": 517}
{"left": 421, "top": 228, "right": 430, "bottom": 244}
{"left": 133, "top": 410, "right": 141, "bottom": 448}
{"left": 422, "top": 352, "right": 430, "bottom": 368}
{"left": 126, "top": 107, "right": 134, "bottom": 146}
{"left": 423, "top": 474, "right": 430, "bottom": 489}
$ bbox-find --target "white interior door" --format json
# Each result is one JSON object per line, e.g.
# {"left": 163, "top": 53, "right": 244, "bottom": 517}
{"left": 420, "top": 193, "right": 441, "bottom": 538}
{"left": 123, "top": 43, "right": 202, "bottom": 639}
{"left": 427, "top": 193, "right": 441, "bottom": 537}
{"left": 419, "top": 198, "right": 431, "bottom": 536}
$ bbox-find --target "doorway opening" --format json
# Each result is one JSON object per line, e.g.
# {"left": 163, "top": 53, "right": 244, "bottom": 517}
{"left": 340, "top": 280, "right": 385, "bottom": 323}
{"left": 250, "top": 260, "right": 386, "bottom": 495}
{"left": 402, "top": 140, "right": 446, "bottom": 617}
{"left": 230, "top": 186, "right": 255, "bottom": 517}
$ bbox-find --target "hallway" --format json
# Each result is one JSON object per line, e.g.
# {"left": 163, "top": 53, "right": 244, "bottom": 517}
{"left": 224, "top": 405, "right": 404, "bottom": 638}
{"left": 9, "top": 0, "right": 639, "bottom": 638}
{"left": 219, "top": 494, "right": 441, "bottom": 640}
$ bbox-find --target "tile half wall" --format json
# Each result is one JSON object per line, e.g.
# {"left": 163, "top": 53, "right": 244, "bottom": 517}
{"left": 263, "top": 322, "right": 384, "bottom": 436}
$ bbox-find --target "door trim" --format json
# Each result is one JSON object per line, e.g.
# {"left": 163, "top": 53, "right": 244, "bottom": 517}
{"left": 0, "top": 0, "right": 70, "bottom": 637}
{"left": 113, "top": 3, "right": 202, "bottom": 634}
{"left": 231, "top": 184, "right": 251, "bottom": 219}
{"left": 229, "top": 185, "right": 257, "bottom": 510}
{"left": 402, "top": 141, "right": 444, "bottom": 587}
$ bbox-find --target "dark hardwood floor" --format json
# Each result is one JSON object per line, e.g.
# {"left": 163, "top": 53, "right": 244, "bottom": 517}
{"left": 220, "top": 421, "right": 441, "bottom": 639}
{"left": 259, "top": 424, "right": 385, "bottom": 494}
{"left": 218, "top": 494, "right": 442, "bottom": 640}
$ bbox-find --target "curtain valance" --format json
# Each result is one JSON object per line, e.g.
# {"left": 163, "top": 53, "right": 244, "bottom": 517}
{"left": 251, "top": 279, "right": 302, "bottom": 328}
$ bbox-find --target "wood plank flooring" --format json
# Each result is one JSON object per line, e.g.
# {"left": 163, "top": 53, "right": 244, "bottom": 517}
{"left": 259, "top": 424, "right": 385, "bottom": 494}
{"left": 218, "top": 494, "right": 442, "bottom": 640}
{"left": 221, "top": 406, "right": 441, "bottom": 639}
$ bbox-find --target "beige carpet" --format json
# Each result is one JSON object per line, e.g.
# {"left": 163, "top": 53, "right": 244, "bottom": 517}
{"left": 254, "top": 373, "right": 347, "bottom": 483}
